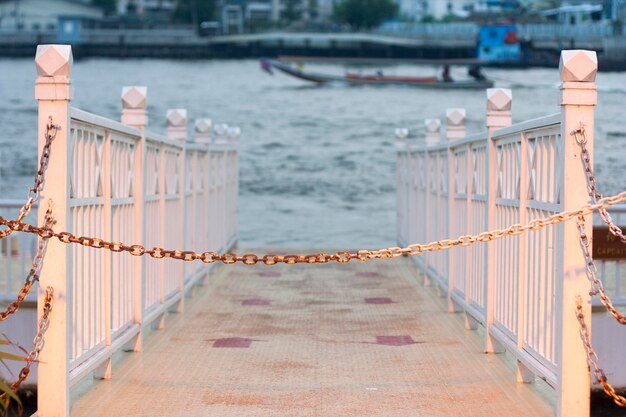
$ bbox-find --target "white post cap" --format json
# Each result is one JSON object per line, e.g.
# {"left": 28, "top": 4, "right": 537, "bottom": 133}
{"left": 214, "top": 123, "right": 229, "bottom": 145}
{"left": 227, "top": 126, "right": 241, "bottom": 143}
{"left": 121, "top": 86, "right": 148, "bottom": 128}
{"left": 486, "top": 88, "right": 512, "bottom": 129}
{"left": 446, "top": 108, "right": 466, "bottom": 141}
{"left": 35, "top": 44, "right": 73, "bottom": 77}
{"left": 195, "top": 118, "right": 212, "bottom": 144}
{"left": 559, "top": 50, "right": 598, "bottom": 106}
{"left": 35, "top": 44, "right": 73, "bottom": 101}
{"left": 424, "top": 118, "right": 441, "bottom": 146}
{"left": 166, "top": 108, "right": 188, "bottom": 141}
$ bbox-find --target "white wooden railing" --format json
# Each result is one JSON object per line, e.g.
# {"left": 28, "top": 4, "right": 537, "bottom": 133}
{"left": 25, "top": 45, "right": 239, "bottom": 416}
{"left": 396, "top": 50, "right": 605, "bottom": 417}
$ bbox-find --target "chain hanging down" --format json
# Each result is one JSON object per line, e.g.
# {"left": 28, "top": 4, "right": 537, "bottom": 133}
{"left": 0, "top": 202, "right": 55, "bottom": 321}
{"left": 577, "top": 215, "right": 626, "bottom": 325}
{"left": 572, "top": 125, "right": 626, "bottom": 243}
{"left": 571, "top": 125, "right": 626, "bottom": 324}
{"left": 576, "top": 297, "right": 626, "bottom": 407}
{"left": 571, "top": 124, "right": 626, "bottom": 407}
{"left": 0, "top": 287, "right": 53, "bottom": 400}
{"left": 0, "top": 117, "right": 58, "bottom": 239}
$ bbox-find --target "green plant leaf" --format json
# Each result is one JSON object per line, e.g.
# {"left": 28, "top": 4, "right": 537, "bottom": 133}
{"left": 0, "top": 379, "right": 21, "bottom": 406}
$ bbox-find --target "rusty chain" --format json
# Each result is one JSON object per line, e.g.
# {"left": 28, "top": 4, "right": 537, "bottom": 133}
{"left": 0, "top": 117, "right": 58, "bottom": 239}
{"left": 570, "top": 125, "right": 626, "bottom": 324}
{"left": 576, "top": 297, "right": 626, "bottom": 407}
{"left": 577, "top": 214, "right": 626, "bottom": 324}
{"left": 0, "top": 287, "right": 53, "bottom": 400}
{"left": 571, "top": 124, "right": 626, "bottom": 407}
{"left": 572, "top": 125, "right": 626, "bottom": 243}
{"left": 0, "top": 202, "right": 55, "bottom": 321}
{"left": 0, "top": 191, "right": 624, "bottom": 265}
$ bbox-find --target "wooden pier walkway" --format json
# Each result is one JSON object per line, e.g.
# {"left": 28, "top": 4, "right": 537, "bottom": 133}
{"left": 70, "top": 251, "right": 553, "bottom": 417}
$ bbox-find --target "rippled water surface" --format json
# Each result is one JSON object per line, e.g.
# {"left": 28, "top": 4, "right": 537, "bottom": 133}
{"left": 0, "top": 59, "right": 624, "bottom": 248}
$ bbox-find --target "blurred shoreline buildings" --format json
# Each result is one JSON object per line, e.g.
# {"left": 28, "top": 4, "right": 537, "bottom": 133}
{"left": 0, "top": 0, "right": 624, "bottom": 66}
{"left": 0, "top": 0, "right": 623, "bottom": 31}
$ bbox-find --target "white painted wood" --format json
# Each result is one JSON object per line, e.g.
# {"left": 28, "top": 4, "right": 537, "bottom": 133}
{"left": 35, "top": 43, "right": 73, "bottom": 417}
{"left": 395, "top": 50, "right": 602, "bottom": 417}
{"left": 555, "top": 49, "right": 597, "bottom": 417}
{"left": 484, "top": 88, "right": 512, "bottom": 354}
{"left": 121, "top": 85, "right": 148, "bottom": 352}
{"left": 30, "top": 45, "right": 239, "bottom": 416}
{"left": 446, "top": 108, "right": 466, "bottom": 314}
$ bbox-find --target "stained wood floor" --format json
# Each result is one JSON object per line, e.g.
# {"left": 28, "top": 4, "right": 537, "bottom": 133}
{"left": 71, "top": 252, "right": 553, "bottom": 417}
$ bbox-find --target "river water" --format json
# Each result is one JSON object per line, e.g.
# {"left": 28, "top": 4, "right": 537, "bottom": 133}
{"left": 0, "top": 59, "right": 624, "bottom": 249}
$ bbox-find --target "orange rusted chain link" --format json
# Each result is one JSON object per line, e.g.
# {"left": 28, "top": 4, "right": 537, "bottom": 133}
{"left": 0, "top": 287, "right": 53, "bottom": 400}
{"left": 577, "top": 214, "right": 626, "bottom": 325}
{"left": 576, "top": 297, "right": 626, "bottom": 408}
{"left": 0, "top": 118, "right": 58, "bottom": 239}
{"left": 0, "top": 191, "right": 624, "bottom": 266}
{"left": 0, "top": 202, "right": 55, "bottom": 321}
{"left": 572, "top": 125, "right": 626, "bottom": 244}
{"left": 571, "top": 125, "right": 626, "bottom": 324}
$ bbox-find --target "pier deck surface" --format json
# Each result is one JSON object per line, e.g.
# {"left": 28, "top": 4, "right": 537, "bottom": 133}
{"left": 71, "top": 251, "right": 553, "bottom": 417}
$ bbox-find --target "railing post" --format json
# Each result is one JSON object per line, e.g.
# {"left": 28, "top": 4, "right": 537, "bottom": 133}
{"left": 556, "top": 49, "right": 597, "bottom": 417}
{"left": 424, "top": 119, "right": 441, "bottom": 146}
{"left": 166, "top": 109, "right": 187, "bottom": 314}
{"left": 445, "top": 108, "right": 465, "bottom": 313}
{"left": 195, "top": 118, "right": 212, "bottom": 144}
{"left": 166, "top": 109, "right": 188, "bottom": 141}
{"left": 35, "top": 44, "right": 73, "bottom": 417}
{"left": 423, "top": 119, "right": 441, "bottom": 286}
{"left": 121, "top": 86, "right": 148, "bottom": 352}
{"left": 484, "top": 88, "right": 512, "bottom": 354}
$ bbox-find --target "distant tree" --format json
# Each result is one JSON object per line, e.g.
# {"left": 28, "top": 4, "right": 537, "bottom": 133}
{"left": 284, "top": 0, "right": 302, "bottom": 21}
{"left": 173, "top": 0, "right": 217, "bottom": 27}
{"left": 334, "top": 0, "right": 398, "bottom": 29}
{"left": 93, "top": 0, "right": 117, "bottom": 14}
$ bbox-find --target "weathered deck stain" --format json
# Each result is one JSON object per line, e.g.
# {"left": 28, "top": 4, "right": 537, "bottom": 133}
{"left": 70, "top": 251, "right": 553, "bottom": 417}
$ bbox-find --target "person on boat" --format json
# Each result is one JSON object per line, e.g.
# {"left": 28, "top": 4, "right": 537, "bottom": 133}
{"left": 468, "top": 66, "right": 486, "bottom": 81}
{"left": 296, "top": 62, "right": 305, "bottom": 72}
{"left": 376, "top": 70, "right": 384, "bottom": 78}
{"left": 442, "top": 65, "right": 453, "bottom": 82}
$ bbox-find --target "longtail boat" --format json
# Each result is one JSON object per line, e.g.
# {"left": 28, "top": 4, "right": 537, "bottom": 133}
{"left": 260, "top": 57, "right": 495, "bottom": 89}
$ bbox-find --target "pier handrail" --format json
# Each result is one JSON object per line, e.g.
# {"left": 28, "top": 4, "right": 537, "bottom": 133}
{"left": 29, "top": 45, "right": 239, "bottom": 416}
{"left": 396, "top": 50, "right": 601, "bottom": 417}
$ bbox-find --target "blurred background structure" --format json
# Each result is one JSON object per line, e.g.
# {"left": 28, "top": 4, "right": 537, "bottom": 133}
{"left": 0, "top": 0, "right": 624, "bottom": 66}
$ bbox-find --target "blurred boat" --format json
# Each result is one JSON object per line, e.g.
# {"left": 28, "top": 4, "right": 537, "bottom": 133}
{"left": 260, "top": 58, "right": 494, "bottom": 89}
